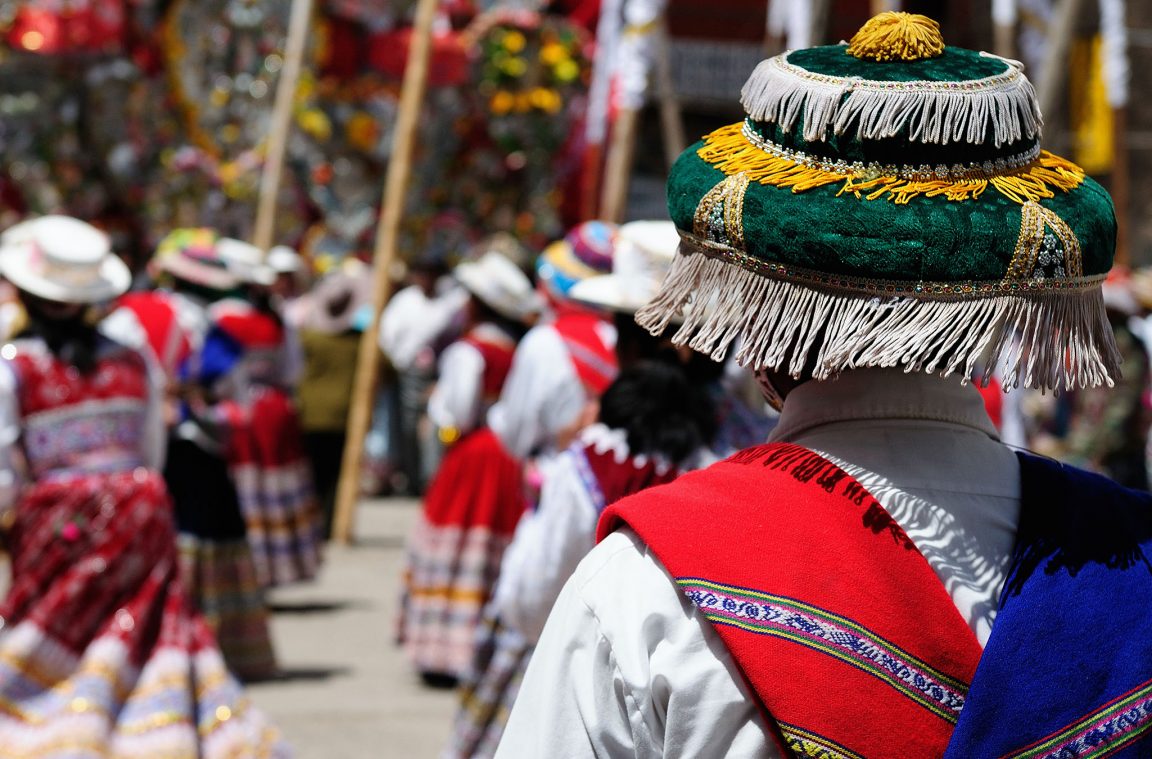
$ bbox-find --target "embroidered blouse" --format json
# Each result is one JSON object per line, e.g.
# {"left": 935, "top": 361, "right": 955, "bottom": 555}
{"left": 0, "top": 334, "right": 166, "bottom": 510}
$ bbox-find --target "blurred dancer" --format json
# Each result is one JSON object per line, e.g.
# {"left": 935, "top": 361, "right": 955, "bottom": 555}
{"left": 213, "top": 239, "right": 323, "bottom": 586}
{"left": 118, "top": 229, "right": 278, "bottom": 680}
{"left": 379, "top": 260, "right": 467, "bottom": 495}
{"left": 398, "top": 251, "right": 538, "bottom": 686}
{"left": 487, "top": 222, "right": 618, "bottom": 472}
{"left": 297, "top": 261, "right": 372, "bottom": 535}
{"left": 0, "top": 217, "right": 287, "bottom": 756}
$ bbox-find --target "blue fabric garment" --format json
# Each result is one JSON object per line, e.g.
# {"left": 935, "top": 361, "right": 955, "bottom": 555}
{"left": 195, "top": 326, "right": 245, "bottom": 389}
{"left": 944, "top": 453, "right": 1152, "bottom": 758}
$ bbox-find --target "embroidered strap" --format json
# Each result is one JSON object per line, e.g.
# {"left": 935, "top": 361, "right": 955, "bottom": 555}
{"left": 942, "top": 453, "right": 1152, "bottom": 758}
{"left": 1002, "top": 677, "right": 1152, "bottom": 759}
{"left": 679, "top": 578, "right": 967, "bottom": 723}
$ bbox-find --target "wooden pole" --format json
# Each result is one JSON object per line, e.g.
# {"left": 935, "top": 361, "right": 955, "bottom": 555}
{"left": 1037, "top": 0, "right": 1086, "bottom": 123}
{"left": 810, "top": 0, "right": 832, "bottom": 47}
{"left": 331, "top": 0, "right": 439, "bottom": 544}
{"left": 1112, "top": 106, "right": 1130, "bottom": 267}
{"left": 600, "top": 106, "right": 640, "bottom": 223}
{"left": 252, "top": 0, "right": 314, "bottom": 253}
{"left": 993, "top": 22, "right": 1017, "bottom": 59}
{"left": 653, "top": 23, "right": 684, "bottom": 170}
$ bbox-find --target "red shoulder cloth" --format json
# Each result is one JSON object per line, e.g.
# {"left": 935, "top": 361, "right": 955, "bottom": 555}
{"left": 552, "top": 312, "right": 617, "bottom": 396}
{"left": 117, "top": 291, "right": 191, "bottom": 377}
{"left": 597, "top": 443, "right": 981, "bottom": 759}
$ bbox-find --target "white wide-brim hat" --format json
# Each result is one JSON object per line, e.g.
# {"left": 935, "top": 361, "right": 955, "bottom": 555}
{"left": 455, "top": 250, "right": 541, "bottom": 322}
{"left": 569, "top": 220, "right": 680, "bottom": 315}
{"left": 217, "top": 237, "right": 277, "bottom": 286}
{"left": 0, "top": 215, "right": 131, "bottom": 304}
{"left": 268, "top": 245, "right": 303, "bottom": 274}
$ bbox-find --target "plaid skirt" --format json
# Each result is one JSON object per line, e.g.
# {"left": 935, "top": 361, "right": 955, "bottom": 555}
{"left": 398, "top": 429, "right": 526, "bottom": 678}
{"left": 224, "top": 387, "right": 323, "bottom": 588}
{"left": 177, "top": 535, "right": 278, "bottom": 682}
{"left": 0, "top": 469, "right": 288, "bottom": 757}
{"left": 443, "top": 607, "right": 532, "bottom": 759}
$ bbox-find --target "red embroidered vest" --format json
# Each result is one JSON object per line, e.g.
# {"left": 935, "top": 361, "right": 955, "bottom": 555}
{"left": 598, "top": 443, "right": 982, "bottom": 758}
{"left": 462, "top": 329, "right": 516, "bottom": 403}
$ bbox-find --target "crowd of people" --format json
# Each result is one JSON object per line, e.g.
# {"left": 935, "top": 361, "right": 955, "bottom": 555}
{"left": 0, "top": 10, "right": 1150, "bottom": 758}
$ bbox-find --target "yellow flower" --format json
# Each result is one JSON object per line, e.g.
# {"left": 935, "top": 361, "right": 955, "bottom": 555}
{"left": 220, "top": 124, "right": 242, "bottom": 144}
{"left": 529, "top": 87, "right": 562, "bottom": 113}
{"left": 515, "top": 92, "right": 533, "bottom": 112}
{"left": 490, "top": 90, "right": 515, "bottom": 115}
{"left": 346, "top": 112, "right": 379, "bottom": 152}
{"left": 500, "top": 57, "right": 528, "bottom": 78}
{"left": 298, "top": 109, "right": 332, "bottom": 141}
{"left": 209, "top": 88, "right": 230, "bottom": 108}
{"left": 539, "top": 43, "right": 566, "bottom": 66}
{"left": 219, "top": 162, "right": 240, "bottom": 185}
{"left": 502, "top": 31, "right": 526, "bottom": 53}
{"left": 554, "top": 59, "right": 580, "bottom": 83}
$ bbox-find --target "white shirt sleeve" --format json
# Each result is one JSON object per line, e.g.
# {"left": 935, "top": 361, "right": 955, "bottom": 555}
{"left": 487, "top": 326, "right": 587, "bottom": 460}
{"left": 492, "top": 450, "right": 601, "bottom": 643}
{"left": 379, "top": 285, "right": 468, "bottom": 370}
{"left": 427, "top": 341, "right": 485, "bottom": 434}
{"left": 140, "top": 351, "right": 168, "bottom": 471}
{"left": 497, "top": 529, "right": 779, "bottom": 758}
{"left": 0, "top": 359, "right": 21, "bottom": 511}
{"left": 97, "top": 318, "right": 169, "bottom": 470}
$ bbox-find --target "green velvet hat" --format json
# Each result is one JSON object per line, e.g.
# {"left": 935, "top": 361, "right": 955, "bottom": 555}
{"left": 637, "top": 12, "right": 1119, "bottom": 392}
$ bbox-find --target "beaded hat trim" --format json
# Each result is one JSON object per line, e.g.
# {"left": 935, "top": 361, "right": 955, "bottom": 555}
{"left": 740, "top": 120, "right": 1043, "bottom": 182}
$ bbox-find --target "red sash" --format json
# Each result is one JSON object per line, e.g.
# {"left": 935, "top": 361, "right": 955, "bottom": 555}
{"left": 552, "top": 313, "right": 617, "bottom": 396}
{"left": 598, "top": 443, "right": 982, "bottom": 758}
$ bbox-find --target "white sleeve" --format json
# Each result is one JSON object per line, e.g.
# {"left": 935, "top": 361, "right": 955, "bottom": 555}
{"left": 493, "top": 451, "right": 601, "bottom": 643}
{"left": 141, "top": 350, "right": 168, "bottom": 471}
{"left": 99, "top": 320, "right": 169, "bottom": 470}
{"left": 487, "top": 326, "right": 586, "bottom": 460}
{"left": 0, "top": 360, "right": 22, "bottom": 511}
{"left": 280, "top": 321, "right": 304, "bottom": 390}
{"left": 498, "top": 529, "right": 780, "bottom": 758}
{"left": 427, "top": 341, "right": 485, "bottom": 434}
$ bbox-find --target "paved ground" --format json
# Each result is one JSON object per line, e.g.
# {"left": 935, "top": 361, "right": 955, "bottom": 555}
{"left": 247, "top": 498, "right": 458, "bottom": 758}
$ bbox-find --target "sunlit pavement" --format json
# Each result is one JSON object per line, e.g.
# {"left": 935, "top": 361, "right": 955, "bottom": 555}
{"left": 248, "top": 498, "right": 457, "bottom": 758}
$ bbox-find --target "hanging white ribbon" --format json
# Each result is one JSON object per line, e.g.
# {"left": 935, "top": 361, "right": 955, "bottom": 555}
{"left": 616, "top": 0, "right": 667, "bottom": 110}
{"left": 992, "top": 0, "right": 1019, "bottom": 26}
{"left": 586, "top": 0, "right": 625, "bottom": 145}
{"left": 1098, "top": 0, "right": 1129, "bottom": 107}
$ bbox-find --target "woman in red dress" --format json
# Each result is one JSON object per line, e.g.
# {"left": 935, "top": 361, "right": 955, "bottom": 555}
{"left": 398, "top": 251, "right": 540, "bottom": 685}
{"left": 0, "top": 217, "right": 286, "bottom": 757}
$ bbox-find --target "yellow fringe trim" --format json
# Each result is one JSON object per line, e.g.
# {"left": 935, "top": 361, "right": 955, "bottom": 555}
{"left": 846, "top": 12, "right": 945, "bottom": 62}
{"left": 697, "top": 123, "right": 1086, "bottom": 205}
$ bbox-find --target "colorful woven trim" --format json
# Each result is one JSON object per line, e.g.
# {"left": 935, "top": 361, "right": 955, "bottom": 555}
{"left": 698, "top": 122, "right": 1084, "bottom": 204}
{"left": 1001, "top": 677, "right": 1152, "bottom": 759}
{"left": 678, "top": 577, "right": 968, "bottom": 723}
{"left": 778, "top": 721, "right": 868, "bottom": 759}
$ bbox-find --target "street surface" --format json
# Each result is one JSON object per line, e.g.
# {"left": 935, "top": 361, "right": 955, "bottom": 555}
{"left": 249, "top": 498, "right": 457, "bottom": 758}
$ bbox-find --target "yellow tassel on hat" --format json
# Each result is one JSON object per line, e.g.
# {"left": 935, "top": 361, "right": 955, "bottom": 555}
{"left": 845, "top": 12, "right": 945, "bottom": 62}
{"left": 697, "top": 123, "right": 1085, "bottom": 205}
